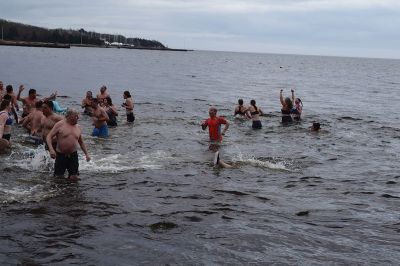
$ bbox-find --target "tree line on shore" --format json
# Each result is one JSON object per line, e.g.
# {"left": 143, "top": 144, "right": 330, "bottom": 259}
{"left": 0, "top": 18, "right": 166, "bottom": 48}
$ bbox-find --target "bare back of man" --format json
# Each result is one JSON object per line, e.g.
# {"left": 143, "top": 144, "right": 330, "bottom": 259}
{"left": 41, "top": 113, "right": 63, "bottom": 148}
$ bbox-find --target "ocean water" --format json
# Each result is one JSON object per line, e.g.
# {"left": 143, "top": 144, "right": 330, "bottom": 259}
{"left": 0, "top": 46, "right": 399, "bottom": 265}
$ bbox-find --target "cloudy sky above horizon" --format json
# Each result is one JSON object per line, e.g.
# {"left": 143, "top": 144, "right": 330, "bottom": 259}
{"left": 1, "top": 0, "right": 399, "bottom": 59}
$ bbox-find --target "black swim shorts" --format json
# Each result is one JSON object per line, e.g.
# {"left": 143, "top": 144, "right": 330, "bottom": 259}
{"left": 54, "top": 151, "right": 79, "bottom": 177}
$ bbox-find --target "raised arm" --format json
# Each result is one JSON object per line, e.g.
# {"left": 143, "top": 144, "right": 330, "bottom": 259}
{"left": 16, "top": 85, "right": 25, "bottom": 103}
{"left": 280, "top": 89, "right": 285, "bottom": 107}
{"left": 291, "top": 89, "right": 295, "bottom": 103}
{"left": 42, "top": 91, "right": 57, "bottom": 102}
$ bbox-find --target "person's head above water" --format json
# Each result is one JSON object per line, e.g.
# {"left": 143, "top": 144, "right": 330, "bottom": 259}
{"left": 209, "top": 107, "right": 217, "bottom": 118}
{"left": 123, "top": 91, "right": 131, "bottom": 99}
{"left": 238, "top": 99, "right": 243, "bottom": 105}
{"left": 285, "top": 97, "right": 293, "bottom": 109}
{"left": 311, "top": 122, "right": 321, "bottom": 131}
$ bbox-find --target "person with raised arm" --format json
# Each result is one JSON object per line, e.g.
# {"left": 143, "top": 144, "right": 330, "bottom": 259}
{"left": 280, "top": 89, "right": 293, "bottom": 124}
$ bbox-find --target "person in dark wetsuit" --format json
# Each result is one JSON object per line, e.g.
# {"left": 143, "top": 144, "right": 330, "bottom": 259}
{"left": 105, "top": 96, "right": 118, "bottom": 127}
{"left": 246, "top": 99, "right": 263, "bottom": 129}
{"left": 0, "top": 99, "right": 13, "bottom": 151}
{"left": 280, "top": 89, "right": 293, "bottom": 124}
{"left": 234, "top": 99, "right": 247, "bottom": 117}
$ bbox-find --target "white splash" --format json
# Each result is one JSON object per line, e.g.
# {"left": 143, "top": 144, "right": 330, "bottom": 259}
{"left": 79, "top": 150, "right": 174, "bottom": 173}
{"left": 231, "top": 151, "right": 288, "bottom": 170}
{"left": 6, "top": 145, "right": 53, "bottom": 172}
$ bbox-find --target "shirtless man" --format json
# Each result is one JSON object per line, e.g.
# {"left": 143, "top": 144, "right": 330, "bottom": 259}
{"left": 90, "top": 98, "right": 109, "bottom": 137}
{"left": 97, "top": 85, "right": 109, "bottom": 107}
{"left": 46, "top": 108, "right": 90, "bottom": 180}
{"left": 41, "top": 101, "right": 63, "bottom": 148}
{"left": 17, "top": 85, "right": 56, "bottom": 117}
{"left": 81, "top": 91, "right": 94, "bottom": 115}
{"left": 22, "top": 101, "right": 44, "bottom": 137}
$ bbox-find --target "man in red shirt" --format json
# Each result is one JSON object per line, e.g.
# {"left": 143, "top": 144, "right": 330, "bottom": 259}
{"left": 201, "top": 107, "right": 232, "bottom": 168}
{"left": 201, "top": 107, "right": 229, "bottom": 142}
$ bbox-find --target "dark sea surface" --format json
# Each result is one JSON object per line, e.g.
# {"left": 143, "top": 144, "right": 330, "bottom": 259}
{"left": 0, "top": 46, "right": 399, "bottom": 265}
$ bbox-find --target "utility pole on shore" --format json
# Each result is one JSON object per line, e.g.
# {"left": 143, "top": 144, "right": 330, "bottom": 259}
{"left": 1, "top": 25, "right": 3, "bottom": 40}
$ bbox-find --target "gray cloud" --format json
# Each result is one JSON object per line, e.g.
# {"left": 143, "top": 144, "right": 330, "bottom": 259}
{"left": 1, "top": 0, "right": 399, "bottom": 58}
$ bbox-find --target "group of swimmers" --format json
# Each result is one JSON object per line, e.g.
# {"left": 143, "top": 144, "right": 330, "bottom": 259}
{"left": 233, "top": 89, "right": 304, "bottom": 129}
{"left": 80, "top": 86, "right": 135, "bottom": 138}
{"left": 0, "top": 81, "right": 135, "bottom": 180}
{"left": 203, "top": 89, "right": 320, "bottom": 167}
{"left": 0, "top": 79, "right": 321, "bottom": 177}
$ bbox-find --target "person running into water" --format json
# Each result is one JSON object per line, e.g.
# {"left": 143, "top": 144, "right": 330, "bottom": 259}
{"left": 246, "top": 99, "right": 263, "bottom": 129}
{"left": 122, "top": 91, "right": 134, "bottom": 123}
{"left": 0, "top": 99, "right": 13, "bottom": 152}
{"left": 41, "top": 101, "right": 63, "bottom": 149}
{"left": 46, "top": 108, "right": 90, "bottom": 181}
{"left": 201, "top": 107, "right": 231, "bottom": 168}
{"left": 279, "top": 89, "right": 293, "bottom": 124}
{"left": 105, "top": 96, "right": 118, "bottom": 127}
{"left": 90, "top": 98, "right": 109, "bottom": 137}
{"left": 234, "top": 99, "right": 247, "bottom": 118}
{"left": 291, "top": 89, "right": 303, "bottom": 121}
{"left": 81, "top": 91, "right": 94, "bottom": 115}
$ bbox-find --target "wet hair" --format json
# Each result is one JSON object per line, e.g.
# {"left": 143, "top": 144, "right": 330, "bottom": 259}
{"left": 6, "top": 85, "right": 13, "bottom": 93}
{"left": 91, "top": 98, "right": 99, "bottom": 104}
{"left": 238, "top": 99, "right": 243, "bottom": 105}
{"left": 43, "top": 100, "right": 54, "bottom": 109}
{"left": 312, "top": 122, "right": 321, "bottom": 131}
{"left": 28, "top": 89, "right": 36, "bottom": 95}
{"left": 0, "top": 100, "right": 11, "bottom": 111}
{"left": 87, "top": 91, "right": 93, "bottom": 96}
{"left": 250, "top": 99, "right": 258, "bottom": 111}
{"left": 65, "top": 108, "right": 78, "bottom": 118}
{"left": 124, "top": 91, "right": 131, "bottom": 98}
{"left": 100, "top": 85, "right": 107, "bottom": 91}
{"left": 285, "top": 97, "right": 293, "bottom": 109}
{"left": 35, "top": 100, "right": 43, "bottom": 108}
{"left": 3, "top": 94, "right": 12, "bottom": 101}
{"left": 105, "top": 96, "right": 113, "bottom": 106}
{"left": 295, "top": 98, "right": 303, "bottom": 106}
{"left": 209, "top": 106, "right": 217, "bottom": 113}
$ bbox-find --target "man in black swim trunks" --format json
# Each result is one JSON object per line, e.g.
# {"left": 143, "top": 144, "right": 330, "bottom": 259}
{"left": 46, "top": 108, "right": 90, "bottom": 180}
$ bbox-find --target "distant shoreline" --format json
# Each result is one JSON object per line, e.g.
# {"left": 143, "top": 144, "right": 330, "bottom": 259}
{"left": 0, "top": 40, "right": 192, "bottom": 52}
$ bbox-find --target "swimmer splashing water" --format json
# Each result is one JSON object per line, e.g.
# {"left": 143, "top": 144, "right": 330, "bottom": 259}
{"left": 201, "top": 107, "right": 232, "bottom": 168}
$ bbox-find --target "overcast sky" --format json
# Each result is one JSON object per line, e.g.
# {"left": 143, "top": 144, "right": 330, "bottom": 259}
{"left": 1, "top": 0, "right": 399, "bottom": 59}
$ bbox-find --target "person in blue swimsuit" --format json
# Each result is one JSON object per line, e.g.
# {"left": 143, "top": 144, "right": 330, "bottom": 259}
{"left": 90, "top": 98, "right": 109, "bottom": 138}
